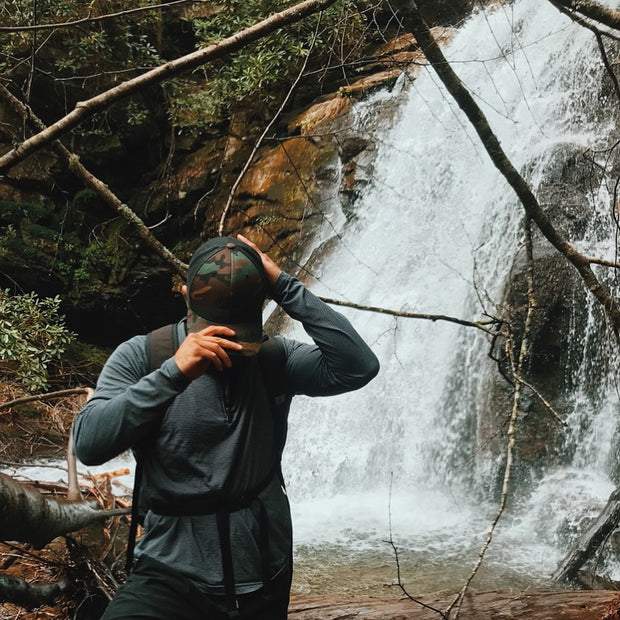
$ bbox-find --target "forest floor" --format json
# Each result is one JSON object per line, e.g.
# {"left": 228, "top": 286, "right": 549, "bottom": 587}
{"left": 1, "top": 381, "right": 620, "bottom": 619}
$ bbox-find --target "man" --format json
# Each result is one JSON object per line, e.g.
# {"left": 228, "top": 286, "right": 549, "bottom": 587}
{"left": 73, "top": 234, "right": 379, "bottom": 620}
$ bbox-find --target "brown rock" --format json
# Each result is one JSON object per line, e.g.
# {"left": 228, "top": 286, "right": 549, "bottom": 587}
{"left": 289, "top": 96, "right": 354, "bottom": 136}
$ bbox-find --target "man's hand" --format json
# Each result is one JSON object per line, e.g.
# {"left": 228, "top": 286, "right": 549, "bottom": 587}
{"left": 237, "top": 234, "right": 282, "bottom": 285}
{"left": 174, "top": 325, "right": 243, "bottom": 379}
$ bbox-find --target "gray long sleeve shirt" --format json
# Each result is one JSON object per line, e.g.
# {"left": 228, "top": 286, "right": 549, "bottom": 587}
{"left": 73, "top": 271, "right": 379, "bottom": 594}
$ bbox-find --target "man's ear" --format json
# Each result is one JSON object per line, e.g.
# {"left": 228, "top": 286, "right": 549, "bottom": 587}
{"left": 181, "top": 284, "right": 188, "bottom": 308}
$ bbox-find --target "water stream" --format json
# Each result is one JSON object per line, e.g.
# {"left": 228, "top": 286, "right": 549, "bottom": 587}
{"left": 283, "top": 0, "right": 620, "bottom": 597}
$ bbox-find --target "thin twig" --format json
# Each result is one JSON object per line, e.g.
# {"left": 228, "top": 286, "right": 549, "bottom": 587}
{"left": 67, "top": 388, "right": 93, "bottom": 502}
{"left": 320, "top": 296, "right": 500, "bottom": 333}
{"left": 385, "top": 473, "right": 448, "bottom": 619}
{"left": 446, "top": 218, "right": 536, "bottom": 619}
{"left": 520, "top": 378, "right": 567, "bottom": 425}
{"left": 218, "top": 16, "right": 322, "bottom": 235}
{"left": 0, "top": 388, "right": 91, "bottom": 412}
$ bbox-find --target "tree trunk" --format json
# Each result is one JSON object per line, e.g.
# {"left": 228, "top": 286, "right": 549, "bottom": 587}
{"left": 288, "top": 590, "right": 620, "bottom": 620}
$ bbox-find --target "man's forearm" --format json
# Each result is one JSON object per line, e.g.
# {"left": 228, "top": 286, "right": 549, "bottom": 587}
{"left": 273, "top": 272, "right": 380, "bottom": 394}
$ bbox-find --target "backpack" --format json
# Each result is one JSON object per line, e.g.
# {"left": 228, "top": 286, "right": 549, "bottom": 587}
{"left": 125, "top": 323, "right": 290, "bottom": 617}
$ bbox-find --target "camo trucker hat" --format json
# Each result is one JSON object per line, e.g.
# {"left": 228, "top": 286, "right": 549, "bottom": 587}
{"left": 186, "top": 236, "right": 267, "bottom": 353}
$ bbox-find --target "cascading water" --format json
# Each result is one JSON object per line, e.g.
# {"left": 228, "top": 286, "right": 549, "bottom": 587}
{"left": 284, "top": 0, "right": 620, "bottom": 596}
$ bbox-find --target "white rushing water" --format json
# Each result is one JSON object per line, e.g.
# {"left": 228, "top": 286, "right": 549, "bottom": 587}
{"left": 284, "top": 0, "right": 620, "bottom": 595}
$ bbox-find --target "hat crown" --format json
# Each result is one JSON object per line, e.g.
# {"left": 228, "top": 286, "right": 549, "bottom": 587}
{"left": 186, "top": 237, "right": 266, "bottom": 343}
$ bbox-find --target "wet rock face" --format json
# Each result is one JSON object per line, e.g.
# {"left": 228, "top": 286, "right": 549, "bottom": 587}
{"left": 481, "top": 253, "right": 587, "bottom": 491}
{"left": 477, "top": 142, "right": 619, "bottom": 495}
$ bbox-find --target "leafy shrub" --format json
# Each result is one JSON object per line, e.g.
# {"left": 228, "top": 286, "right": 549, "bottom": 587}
{"left": 0, "top": 289, "right": 75, "bottom": 392}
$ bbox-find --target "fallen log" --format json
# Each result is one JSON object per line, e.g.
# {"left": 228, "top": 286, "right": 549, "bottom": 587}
{"left": 0, "top": 472, "right": 128, "bottom": 548}
{"left": 554, "top": 488, "right": 620, "bottom": 584}
{"left": 288, "top": 589, "right": 620, "bottom": 620}
{"left": 0, "top": 574, "right": 71, "bottom": 609}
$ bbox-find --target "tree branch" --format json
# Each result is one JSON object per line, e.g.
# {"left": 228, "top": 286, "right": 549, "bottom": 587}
{"left": 447, "top": 218, "right": 537, "bottom": 619}
{"left": 385, "top": 474, "right": 449, "bottom": 619}
{"left": 0, "top": 388, "right": 91, "bottom": 412}
{"left": 0, "top": 85, "right": 188, "bottom": 278}
{"left": 320, "top": 296, "right": 500, "bottom": 333}
{"left": 0, "top": 0, "right": 338, "bottom": 175}
{"left": 402, "top": 1, "right": 620, "bottom": 334}
{"left": 553, "top": 488, "right": 620, "bottom": 583}
{"left": 218, "top": 17, "right": 320, "bottom": 236}
{"left": 67, "top": 389, "right": 93, "bottom": 503}
{"left": 546, "top": 0, "right": 620, "bottom": 31}
{"left": 0, "top": 0, "right": 194, "bottom": 32}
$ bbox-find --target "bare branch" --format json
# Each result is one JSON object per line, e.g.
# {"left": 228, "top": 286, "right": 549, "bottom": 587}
{"left": 0, "top": 85, "right": 188, "bottom": 278}
{"left": 547, "top": 0, "right": 620, "bottom": 31}
{"left": 402, "top": 1, "right": 620, "bottom": 333}
{"left": 320, "top": 296, "right": 500, "bottom": 333}
{"left": 587, "top": 256, "right": 620, "bottom": 268}
{"left": 0, "top": 0, "right": 193, "bottom": 32}
{"left": 447, "top": 218, "right": 537, "bottom": 618}
{"left": 385, "top": 474, "right": 449, "bottom": 619}
{"left": 0, "top": 0, "right": 338, "bottom": 174}
{"left": 67, "top": 389, "right": 93, "bottom": 502}
{"left": 218, "top": 18, "right": 321, "bottom": 235}
{"left": 553, "top": 488, "right": 620, "bottom": 583}
{"left": 520, "top": 379, "right": 567, "bottom": 425}
{"left": 0, "top": 388, "right": 91, "bottom": 412}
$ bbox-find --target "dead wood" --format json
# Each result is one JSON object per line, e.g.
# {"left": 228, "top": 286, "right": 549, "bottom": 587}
{"left": 288, "top": 590, "right": 620, "bottom": 620}
{"left": 554, "top": 488, "right": 620, "bottom": 584}
{"left": 0, "top": 472, "right": 127, "bottom": 548}
{"left": 0, "top": 573, "right": 71, "bottom": 609}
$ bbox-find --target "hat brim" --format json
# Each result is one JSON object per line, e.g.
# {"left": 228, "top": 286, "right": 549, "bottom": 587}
{"left": 187, "top": 312, "right": 263, "bottom": 355}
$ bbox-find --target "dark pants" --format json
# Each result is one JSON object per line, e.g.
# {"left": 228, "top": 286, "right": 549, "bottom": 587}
{"left": 100, "top": 557, "right": 291, "bottom": 620}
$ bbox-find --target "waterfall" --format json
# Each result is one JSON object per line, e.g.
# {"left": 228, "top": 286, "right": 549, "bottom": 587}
{"left": 284, "top": 0, "right": 620, "bottom": 593}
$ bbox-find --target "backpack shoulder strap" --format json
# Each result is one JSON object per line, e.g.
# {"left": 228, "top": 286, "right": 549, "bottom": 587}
{"left": 146, "top": 323, "right": 179, "bottom": 372}
{"left": 257, "top": 336, "right": 290, "bottom": 457}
